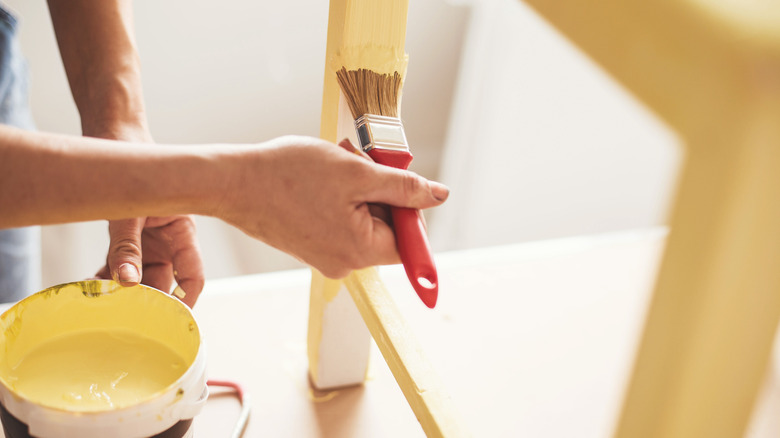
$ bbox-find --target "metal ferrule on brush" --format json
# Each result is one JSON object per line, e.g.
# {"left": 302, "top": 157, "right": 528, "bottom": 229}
{"left": 354, "top": 114, "right": 409, "bottom": 153}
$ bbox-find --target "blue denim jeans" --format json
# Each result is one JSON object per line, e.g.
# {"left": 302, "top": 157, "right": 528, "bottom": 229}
{"left": 0, "top": 5, "right": 41, "bottom": 303}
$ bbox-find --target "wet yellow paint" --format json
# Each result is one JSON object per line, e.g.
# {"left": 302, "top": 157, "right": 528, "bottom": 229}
{"left": 0, "top": 281, "right": 201, "bottom": 414}
{"left": 7, "top": 328, "right": 187, "bottom": 412}
{"left": 308, "top": 388, "right": 340, "bottom": 403}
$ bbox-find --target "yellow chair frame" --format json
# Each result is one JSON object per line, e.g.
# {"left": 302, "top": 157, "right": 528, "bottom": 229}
{"left": 312, "top": 1, "right": 780, "bottom": 437}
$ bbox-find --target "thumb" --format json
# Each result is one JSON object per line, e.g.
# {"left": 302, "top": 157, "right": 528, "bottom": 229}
{"left": 107, "top": 218, "right": 145, "bottom": 286}
{"left": 366, "top": 167, "right": 450, "bottom": 209}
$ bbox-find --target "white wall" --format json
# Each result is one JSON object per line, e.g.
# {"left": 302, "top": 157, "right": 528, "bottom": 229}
{"left": 5, "top": 0, "right": 680, "bottom": 289}
{"left": 431, "top": 0, "right": 682, "bottom": 250}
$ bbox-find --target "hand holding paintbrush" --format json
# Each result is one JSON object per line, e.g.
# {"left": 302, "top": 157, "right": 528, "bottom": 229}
{"left": 336, "top": 67, "right": 440, "bottom": 308}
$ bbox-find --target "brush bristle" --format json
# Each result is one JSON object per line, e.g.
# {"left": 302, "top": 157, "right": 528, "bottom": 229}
{"left": 336, "top": 67, "right": 402, "bottom": 119}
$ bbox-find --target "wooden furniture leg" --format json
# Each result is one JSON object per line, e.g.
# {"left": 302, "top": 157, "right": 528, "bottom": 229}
{"left": 308, "top": 1, "right": 468, "bottom": 435}
{"left": 521, "top": 0, "right": 780, "bottom": 436}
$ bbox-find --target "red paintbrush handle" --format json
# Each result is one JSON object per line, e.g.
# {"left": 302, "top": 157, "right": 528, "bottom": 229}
{"left": 367, "top": 148, "right": 439, "bottom": 308}
{"left": 390, "top": 207, "right": 439, "bottom": 308}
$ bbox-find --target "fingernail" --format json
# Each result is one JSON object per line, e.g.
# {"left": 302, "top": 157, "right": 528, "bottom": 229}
{"left": 431, "top": 182, "right": 450, "bottom": 202}
{"left": 118, "top": 263, "right": 140, "bottom": 284}
{"left": 172, "top": 286, "right": 187, "bottom": 300}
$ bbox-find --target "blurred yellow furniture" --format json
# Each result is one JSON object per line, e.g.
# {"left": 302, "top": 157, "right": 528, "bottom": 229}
{"left": 311, "top": 0, "right": 780, "bottom": 437}
{"left": 519, "top": 1, "right": 780, "bottom": 437}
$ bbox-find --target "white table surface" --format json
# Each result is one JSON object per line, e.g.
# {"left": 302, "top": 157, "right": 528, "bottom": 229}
{"left": 5, "top": 228, "right": 780, "bottom": 437}
{"left": 194, "top": 228, "right": 668, "bottom": 437}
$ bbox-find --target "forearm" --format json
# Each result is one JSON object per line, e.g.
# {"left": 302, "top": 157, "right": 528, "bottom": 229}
{"left": 47, "top": 0, "right": 147, "bottom": 136}
{"left": 0, "top": 126, "right": 224, "bottom": 228}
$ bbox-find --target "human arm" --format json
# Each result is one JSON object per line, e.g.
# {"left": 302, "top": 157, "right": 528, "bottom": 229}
{"left": 0, "top": 128, "right": 449, "bottom": 279}
{"left": 47, "top": 0, "right": 203, "bottom": 302}
{"left": 0, "top": 127, "right": 212, "bottom": 224}
{"left": 47, "top": 0, "right": 147, "bottom": 139}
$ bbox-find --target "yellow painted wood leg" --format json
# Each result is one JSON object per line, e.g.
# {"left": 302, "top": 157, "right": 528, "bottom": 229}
{"left": 520, "top": 1, "right": 780, "bottom": 436}
{"left": 345, "top": 268, "right": 469, "bottom": 438}
{"left": 307, "top": 0, "right": 416, "bottom": 393}
{"left": 614, "top": 105, "right": 780, "bottom": 438}
{"left": 307, "top": 270, "right": 371, "bottom": 389}
{"left": 307, "top": 0, "right": 375, "bottom": 390}
{"left": 308, "top": 0, "right": 466, "bottom": 431}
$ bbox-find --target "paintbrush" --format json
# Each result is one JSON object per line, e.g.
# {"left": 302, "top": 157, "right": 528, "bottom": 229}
{"left": 327, "top": 0, "right": 437, "bottom": 307}
{"left": 335, "top": 68, "right": 439, "bottom": 308}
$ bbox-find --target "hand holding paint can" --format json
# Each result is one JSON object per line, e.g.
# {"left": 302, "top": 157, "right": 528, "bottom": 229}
{"left": 0, "top": 281, "right": 207, "bottom": 438}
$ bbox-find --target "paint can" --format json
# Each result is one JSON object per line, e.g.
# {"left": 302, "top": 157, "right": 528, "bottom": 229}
{"left": 0, "top": 281, "right": 207, "bottom": 438}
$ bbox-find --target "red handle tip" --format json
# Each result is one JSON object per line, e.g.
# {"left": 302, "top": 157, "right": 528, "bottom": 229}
{"left": 412, "top": 275, "right": 438, "bottom": 309}
{"left": 368, "top": 149, "right": 439, "bottom": 308}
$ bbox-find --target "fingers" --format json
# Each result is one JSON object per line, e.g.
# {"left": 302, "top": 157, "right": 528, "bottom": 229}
{"left": 336, "top": 138, "right": 450, "bottom": 209}
{"left": 107, "top": 218, "right": 145, "bottom": 286}
{"left": 326, "top": 138, "right": 443, "bottom": 274}
{"left": 313, "top": 215, "right": 401, "bottom": 279}
{"left": 364, "top": 167, "right": 449, "bottom": 210}
{"left": 367, "top": 216, "right": 403, "bottom": 266}
{"left": 94, "top": 264, "right": 111, "bottom": 280}
{"left": 368, "top": 203, "right": 391, "bottom": 226}
{"left": 139, "top": 262, "right": 175, "bottom": 297}
{"left": 106, "top": 216, "right": 204, "bottom": 308}
{"left": 337, "top": 138, "right": 366, "bottom": 158}
{"left": 169, "top": 220, "right": 205, "bottom": 308}
{"left": 142, "top": 216, "right": 205, "bottom": 308}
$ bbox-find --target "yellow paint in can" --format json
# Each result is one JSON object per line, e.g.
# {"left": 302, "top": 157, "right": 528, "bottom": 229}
{"left": 0, "top": 281, "right": 202, "bottom": 422}
{"left": 7, "top": 328, "right": 187, "bottom": 412}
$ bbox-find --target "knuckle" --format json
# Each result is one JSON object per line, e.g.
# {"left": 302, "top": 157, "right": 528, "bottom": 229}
{"left": 173, "top": 215, "right": 198, "bottom": 237}
{"left": 320, "top": 265, "right": 347, "bottom": 279}
{"left": 276, "top": 134, "right": 301, "bottom": 144}
{"left": 278, "top": 134, "right": 323, "bottom": 149}
{"left": 182, "top": 278, "right": 205, "bottom": 296}
{"left": 345, "top": 252, "right": 365, "bottom": 272}
{"left": 402, "top": 172, "right": 425, "bottom": 200}
{"left": 109, "top": 236, "right": 142, "bottom": 258}
{"left": 319, "top": 251, "right": 362, "bottom": 279}
{"left": 346, "top": 158, "right": 370, "bottom": 179}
